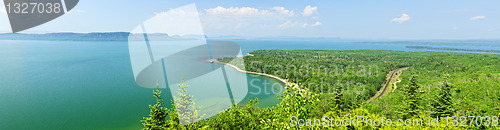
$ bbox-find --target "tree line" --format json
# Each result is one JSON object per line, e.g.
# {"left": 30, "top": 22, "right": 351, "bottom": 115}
{"left": 142, "top": 50, "right": 500, "bottom": 129}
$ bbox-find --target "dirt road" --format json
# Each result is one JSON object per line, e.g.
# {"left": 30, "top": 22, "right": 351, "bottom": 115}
{"left": 366, "top": 67, "right": 409, "bottom": 103}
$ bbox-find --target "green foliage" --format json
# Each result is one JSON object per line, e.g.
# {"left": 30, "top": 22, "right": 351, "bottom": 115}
{"left": 309, "top": 87, "right": 343, "bottom": 118}
{"left": 142, "top": 82, "right": 170, "bottom": 130}
{"left": 369, "top": 52, "right": 500, "bottom": 128}
{"left": 219, "top": 50, "right": 434, "bottom": 109}
{"left": 172, "top": 76, "right": 204, "bottom": 128}
{"left": 332, "top": 82, "right": 344, "bottom": 115}
{"left": 146, "top": 50, "right": 500, "bottom": 129}
{"left": 165, "top": 100, "right": 181, "bottom": 129}
{"left": 276, "top": 84, "right": 318, "bottom": 126}
{"left": 202, "top": 83, "right": 317, "bottom": 129}
{"left": 402, "top": 75, "right": 422, "bottom": 118}
{"left": 431, "top": 74, "right": 454, "bottom": 117}
{"left": 142, "top": 77, "right": 205, "bottom": 130}
{"left": 207, "top": 98, "right": 274, "bottom": 129}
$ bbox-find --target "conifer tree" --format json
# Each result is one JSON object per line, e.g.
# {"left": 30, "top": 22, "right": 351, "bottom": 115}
{"left": 403, "top": 75, "right": 421, "bottom": 118}
{"left": 332, "top": 81, "right": 344, "bottom": 114}
{"left": 432, "top": 74, "right": 454, "bottom": 117}
{"left": 142, "top": 82, "right": 169, "bottom": 130}
{"left": 167, "top": 100, "right": 180, "bottom": 129}
{"left": 173, "top": 76, "right": 204, "bottom": 127}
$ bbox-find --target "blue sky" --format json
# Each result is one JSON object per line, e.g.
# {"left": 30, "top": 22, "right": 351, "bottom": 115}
{"left": 0, "top": 0, "right": 499, "bottom": 39}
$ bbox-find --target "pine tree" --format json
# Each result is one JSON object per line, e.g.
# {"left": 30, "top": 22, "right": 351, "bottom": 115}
{"left": 432, "top": 74, "right": 454, "bottom": 117}
{"left": 173, "top": 76, "right": 204, "bottom": 127}
{"left": 332, "top": 80, "right": 344, "bottom": 115}
{"left": 403, "top": 75, "right": 421, "bottom": 119}
{"left": 142, "top": 81, "right": 169, "bottom": 130}
{"left": 167, "top": 100, "right": 180, "bottom": 129}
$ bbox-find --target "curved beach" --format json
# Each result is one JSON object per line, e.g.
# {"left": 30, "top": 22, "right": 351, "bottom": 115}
{"left": 211, "top": 57, "right": 304, "bottom": 96}
{"left": 214, "top": 60, "right": 288, "bottom": 85}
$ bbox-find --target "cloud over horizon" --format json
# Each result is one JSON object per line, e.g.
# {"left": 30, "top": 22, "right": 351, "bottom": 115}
{"left": 302, "top": 5, "right": 318, "bottom": 17}
{"left": 202, "top": 5, "right": 321, "bottom": 32}
{"left": 470, "top": 16, "right": 486, "bottom": 20}
{"left": 282, "top": 21, "right": 321, "bottom": 29}
{"left": 392, "top": 14, "right": 410, "bottom": 23}
{"left": 311, "top": 21, "right": 322, "bottom": 27}
{"left": 279, "top": 20, "right": 298, "bottom": 29}
{"left": 204, "top": 6, "right": 294, "bottom": 17}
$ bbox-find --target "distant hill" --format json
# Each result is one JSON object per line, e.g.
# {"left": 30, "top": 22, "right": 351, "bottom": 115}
{"left": 0, "top": 32, "right": 204, "bottom": 41}
{"left": 0, "top": 32, "right": 131, "bottom": 41}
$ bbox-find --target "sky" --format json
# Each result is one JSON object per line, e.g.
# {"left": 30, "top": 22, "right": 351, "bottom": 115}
{"left": 0, "top": 0, "right": 499, "bottom": 39}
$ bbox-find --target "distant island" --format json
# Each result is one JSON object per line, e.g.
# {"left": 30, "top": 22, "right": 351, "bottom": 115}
{"left": 406, "top": 45, "right": 500, "bottom": 53}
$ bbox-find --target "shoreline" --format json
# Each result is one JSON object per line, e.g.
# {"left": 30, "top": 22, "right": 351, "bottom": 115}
{"left": 212, "top": 59, "right": 303, "bottom": 94}
{"left": 213, "top": 60, "right": 289, "bottom": 85}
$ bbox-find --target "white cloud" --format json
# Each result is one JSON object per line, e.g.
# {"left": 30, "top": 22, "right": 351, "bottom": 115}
{"left": 283, "top": 21, "right": 321, "bottom": 29}
{"left": 279, "top": 21, "right": 298, "bottom": 29}
{"left": 470, "top": 16, "right": 486, "bottom": 20}
{"left": 392, "top": 14, "right": 410, "bottom": 23}
{"left": 204, "top": 6, "right": 294, "bottom": 17}
{"left": 272, "top": 6, "right": 295, "bottom": 16}
{"left": 302, "top": 23, "right": 308, "bottom": 27}
{"left": 205, "top": 6, "right": 271, "bottom": 16}
{"left": 202, "top": 6, "right": 321, "bottom": 35}
{"left": 302, "top": 5, "right": 318, "bottom": 17}
{"left": 311, "top": 21, "right": 322, "bottom": 27}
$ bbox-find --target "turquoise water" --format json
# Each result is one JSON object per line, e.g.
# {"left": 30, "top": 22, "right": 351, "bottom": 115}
{"left": 0, "top": 40, "right": 284, "bottom": 129}
{"left": 0, "top": 39, "right": 498, "bottom": 129}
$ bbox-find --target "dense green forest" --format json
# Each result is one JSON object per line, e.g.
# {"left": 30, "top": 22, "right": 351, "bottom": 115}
{"left": 406, "top": 46, "right": 500, "bottom": 53}
{"left": 143, "top": 50, "right": 500, "bottom": 129}
{"left": 367, "top": 53, "right": 500, "bottom": 119}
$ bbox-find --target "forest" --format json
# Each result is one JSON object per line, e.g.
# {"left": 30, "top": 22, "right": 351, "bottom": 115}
{"left": 406, "top": 46, "right": 500, "bottom": 53}
{"left": 142, "top": 50, "right": 500, "bottom": 129}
